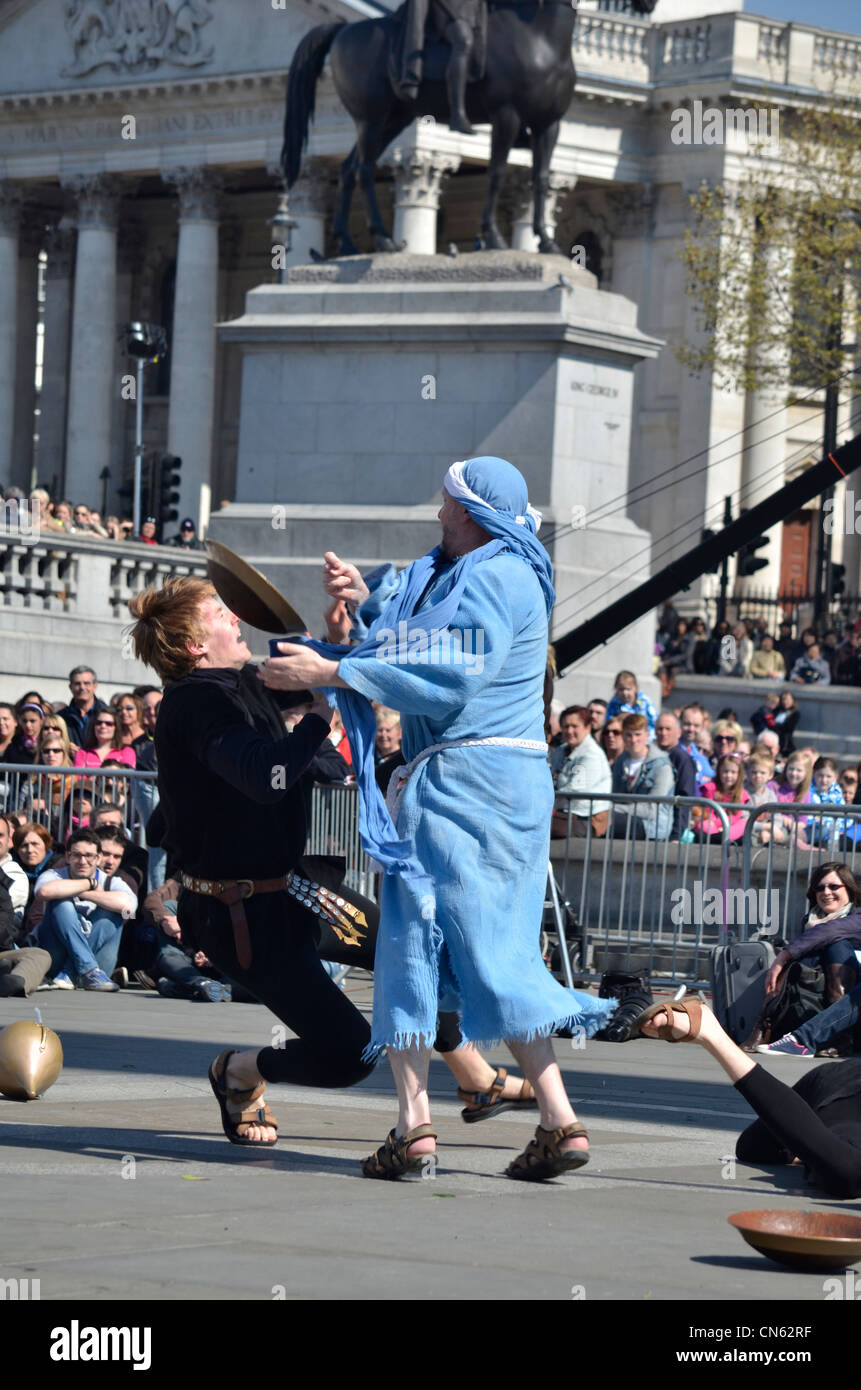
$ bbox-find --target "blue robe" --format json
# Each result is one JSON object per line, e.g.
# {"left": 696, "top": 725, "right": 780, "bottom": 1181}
{"left": 339, "top": 550, "right": 616, "bottom": 1053}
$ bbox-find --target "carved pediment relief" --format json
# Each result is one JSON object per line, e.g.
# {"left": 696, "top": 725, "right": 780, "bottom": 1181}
{"left": 61, "top": 0, "right": 215, "bottom": 78}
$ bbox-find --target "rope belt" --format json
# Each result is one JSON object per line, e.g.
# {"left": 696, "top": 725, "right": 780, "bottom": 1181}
{"left": 180, "top": 869, "right": 369, "bottom": 968}
{"left": 386, "top": 735, "right": 548, "bottom": 820}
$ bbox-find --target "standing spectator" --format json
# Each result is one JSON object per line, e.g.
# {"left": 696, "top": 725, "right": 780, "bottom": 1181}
{"left": 168, "top": 517, "right": 204, "bottom": 550}
{"left": 586, "top": 699, "right": 607, "bottom": 739}
{"left": 140, "top": 689, "right": 162, "bottom": 736}
{"left": 19, "top": 727, "right": 74, "bottom": 835}
{"left": 549, "top": 705, "right": 611, "bottom": 838}
{"left": 29, "top": 489, "right": 66, "bottom": 535}
{"left": 0, "top": 813, "right": 29, "bottom": 926}
{"left": 679, "top": 703, "right": 714, "bottom": 786}
{"left": 654, "top": 712, "right": 697, "bottom": 839}
{"left": 599, "top": 717, "right": 624, "bottom": 763}
{"left": 115, "top": 693, "right": 149, "bottom": 758}
{"left": 791, "top": 642, "right": 831, "bottom": 685}
{"left": 33, "top": 827, "right": 136, "bottom": 990}
{"left": 57, "top": 666, "right": 107, "bottom": 749}
{"left": 690, "top": 757, "right": 751, "bottom": 843}
{"left": 610, "top": 713, "right": 674, "bottom": 840}
{"left": 773, "top": 689, "right": 800, "bottom": 756}
{"left": 834, "top": 631, "right": 861, "bottom": 686}
{"left": 721, "top": 623, "right": 754, "bottom": 677}
{"left": 605, "top": 670, "right": 657, "bottom": 738}
{"left": 7, "top": 699, "right": 45, "bottom": 765}
{"left": 374, "top": 708, "right": 405, "bottom": 794}
{"left": 73, "top": 708, "right": 136, "bottom": 770}
{"left": 137, "top": 516, "right": 159, "bottom": 545}
{"left": 775, "top": 620, "right": 801, "bottom": 673}
{"left": 749, "top": 635, "right": 786, "bottom": 680}
{"left": 0, "top": 703, "right": 16, "bottom": 762}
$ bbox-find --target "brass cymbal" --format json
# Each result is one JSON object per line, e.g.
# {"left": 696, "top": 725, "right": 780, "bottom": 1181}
{"left": 205, "top": 539, "right": 307, "bottom": 634}
{"left": 0, "top": 1020, "right": 63, "bottom": 1101}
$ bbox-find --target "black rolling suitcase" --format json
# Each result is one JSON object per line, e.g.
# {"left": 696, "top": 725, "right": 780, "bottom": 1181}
{"left": 709, "top": 939, "right": 775, "bottom": 1044}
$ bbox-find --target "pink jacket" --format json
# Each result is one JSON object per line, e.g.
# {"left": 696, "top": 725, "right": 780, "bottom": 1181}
{"left": 73, "top": 746, "right": 137, "bottom": 770}
{"left": 694, "top": 782, "right": 750, "bottom": 840}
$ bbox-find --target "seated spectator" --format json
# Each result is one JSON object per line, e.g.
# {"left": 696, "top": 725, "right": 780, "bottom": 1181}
{"left": 139, "top": 878, "right": 232, "bottom": 1002}
{"left": 0, "top": 870, "right": 50, "bottom": 998}
{"left": 100, "top": 759, "right": 132, "bottom": 809}
{"left": 57, "top": 665, "right": 107, "bottom": 749}
{"left": 549, "top": 705, "right": 611, "bottom": 838}
{"left": 759, "top": 752, "right": 813, "bottom": 847}
{"left": 734, "top": 739, "right": 751, "bottom": 763}
{"left": 599, "top": 716, "right": 624, "bottom": 763}
{"left": 821, "top": 629, "right": 841, "bottom": 680}
{"left": 709, "top": 719, "right": 743, "bottom": 773}
{"left": 701, "top": 620, "right": 730, "bottom": 676}
{"left": 0, "top": 812, "right": 29, "bottom": 927}
{"left": 775, "top": 620, "right": 801, "bottom": 672}
{"left": 720, "top": 623, "right": 753, "bottom": 677}
{"left": 62, "top": 785, "right": 94, "bottom": 833}
{"left": 687, "top": 616, "right": 709, "bottom": 674}
{"left": 690, "top": 756, "right": 750, "bottom": 843}
{"left": 657, "top": 620, "right": 692, "bottom": 683}
{"left": 773, "top": 689, "right": 800, "bottom": 756}
{"left": 791, "top": 641, "right": 831, "bottom": 685}
{"left": 610, "top": 713, "right": 674, "bottom": 840}
{"left": 32, "top": 826, "right": 136, "bottom": 991}
{"left": 11, "top": 821, "right": 55, "bottom": 909}
{"left": 73, "top": 706, "right": 136, "bottom": 770}
{"left": 586, "top": 699, "right": 607, "bottom": 739}
{"left": 90, "top": 803, "right": 148, "bottom": 896}
{"left": 761, "top": 862, "right": 861, "bottom": 1009}
{"left": 167, "top": 517, "right": 204, "bottom": 550}
{"left": 834, "top": 630, "right": 861, "bottom": 686}
{"left": 605, "top": 670, "right": 657, "bottom": 738}
{"left": 840, "top": 766, "right": 858, "bottom": 802}
{"left": 374, "top": 707, "right": 405, "bottom": 794}
{"left": 745, "top": 753, "right": 780, "bottom": 844}
{"left": 808, "top": 757, "right": 849, "bottom": 851}
{"left": 678, "top": 703, "right": 713, "bottom": 785}
{"left": 115, "top": 693, "right": 149, "bottom": 757}
{"left": 750, "top": 690, "right": 779, "bottom": 742}
{"left": 753, "top": 729, "right": 782, "bottom": 770}
{"left": 749, "top": 635, "right": 786, "bottom": 681}
{"left": 653, "top": 712, "right": 697, "bottom": 839}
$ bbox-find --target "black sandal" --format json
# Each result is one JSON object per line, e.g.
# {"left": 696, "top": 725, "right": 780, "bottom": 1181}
{"left": 458, "top": 1065, "right": 538, "bottom": 1124}
{"left": 505, "top": 1122, "right": 590, "bottom": 1182}
{"left": 361, "top": 1125, "right": 437, "bottom": 1180}
{"left": 208, "top": 1049, "right": 278, "bottom": 1148}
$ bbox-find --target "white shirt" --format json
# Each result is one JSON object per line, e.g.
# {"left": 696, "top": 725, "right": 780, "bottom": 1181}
{"left": 34, "top": 866, "right": 137, "bottom": 933}
{"left": 0, "top": 852, "right": 29, "bottom": 923}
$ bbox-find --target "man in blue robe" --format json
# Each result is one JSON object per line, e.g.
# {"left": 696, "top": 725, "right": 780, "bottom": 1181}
{"left": 261, "top": 457, "right": 614, "bottom": 1180}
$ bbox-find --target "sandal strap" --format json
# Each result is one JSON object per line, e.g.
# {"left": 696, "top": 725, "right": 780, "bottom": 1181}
{"left": 457, "top": 1066, "right": 507, "bottom": 1108}
{"left": 537, "top": 1122, "right": 589, "bottom": 1152}
{"left": 235, "top": 1102, "right": 277, "bottom": 1137}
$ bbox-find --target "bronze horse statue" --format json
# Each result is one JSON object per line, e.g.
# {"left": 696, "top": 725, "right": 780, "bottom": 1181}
{"left": 282, "top": 0, "right": 656, "bottom": 257}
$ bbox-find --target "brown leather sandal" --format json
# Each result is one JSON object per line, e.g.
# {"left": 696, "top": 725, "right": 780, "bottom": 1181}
{"left": 633, "top": 998, "right": 703, "bottom": 1042}
{"left": 361, "top": 1125, "right": 438, "bottom": 1180}
{"left": 208, "top": 1049, "right": 278, "bottom": 1147}
{"left": 458, "top": 1065, "right": 538, "bottom": 1124}
{"left": 505, "top": 1122, "right": 590, "bottom": 1182}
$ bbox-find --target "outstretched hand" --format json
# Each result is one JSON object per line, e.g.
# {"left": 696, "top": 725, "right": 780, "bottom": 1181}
{"left": 323, "top": 551, "right": 369, "bottom": 608}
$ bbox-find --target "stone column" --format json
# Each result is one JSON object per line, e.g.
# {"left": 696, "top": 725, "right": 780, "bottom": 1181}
{"left": 279, "top": 158, "right": 334, "bottom": 267}
{"left": 64, "top": 175, "right": 121, "bottom": 505}
{"left": 0, "top": 182, "right": 22, "bottom": 487}
{"left": 502, "top": 170, "right": 575, "bottom": 252}
{"left": 383, "top": 150, "right": 460, "bottom": 254}
{"left": 36, "top": 221, "right": 76, "bottom": 493}
{"left": 165, "top": 167, "right": 220, "bottom": 531}
{"left": 12, "top": 215, "right": 41, "bottom": 489}
{"left": 740, "top": 221, "right": 793, "bottom": 593}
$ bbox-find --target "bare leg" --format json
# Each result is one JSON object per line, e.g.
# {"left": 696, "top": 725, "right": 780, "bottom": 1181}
{"left": 506, "top": 1037, "right": 588, "bottom": 1151}
{"left": 387, "top": 1043, "right": 435, "bottom": 1154}
{"left": 441, "top": 1044, "right": 531, "bottom": 1100}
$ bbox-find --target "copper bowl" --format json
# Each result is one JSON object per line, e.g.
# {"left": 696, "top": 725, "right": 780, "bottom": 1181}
{"left": 728, "top": 1209, "right": 861, "bottom": 1271}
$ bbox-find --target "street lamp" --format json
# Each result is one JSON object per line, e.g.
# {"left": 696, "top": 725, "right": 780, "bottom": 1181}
{"left": 123, "top": 322, "right": 167, "bottom": 536}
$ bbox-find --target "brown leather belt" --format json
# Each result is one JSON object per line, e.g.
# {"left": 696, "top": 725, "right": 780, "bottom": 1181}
{"left": 180, "top": 872, "right": 289, "bottom": 970}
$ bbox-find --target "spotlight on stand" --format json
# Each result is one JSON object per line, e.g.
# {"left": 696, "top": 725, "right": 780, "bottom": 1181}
{"left": 123, "top": 321, "right": 168, "bottom": 537}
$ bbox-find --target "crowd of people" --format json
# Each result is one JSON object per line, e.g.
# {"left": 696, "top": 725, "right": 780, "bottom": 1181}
{"left": 655, "top": 600, "right": 861, "bottom": 688}
{"left": 0, "top": 485, "right": 204, "bottom": 548}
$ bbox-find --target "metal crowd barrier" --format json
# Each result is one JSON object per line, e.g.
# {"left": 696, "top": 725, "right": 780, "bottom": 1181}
{"left": 740, "top": 800, "right": 861, "bottom": 941}
{"left": 0, "top": 762, "right": 157, "bottom": 846}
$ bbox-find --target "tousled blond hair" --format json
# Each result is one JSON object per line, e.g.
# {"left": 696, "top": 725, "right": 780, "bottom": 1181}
{"left": 128, "top": 577, "right": 216, "bottom": 684}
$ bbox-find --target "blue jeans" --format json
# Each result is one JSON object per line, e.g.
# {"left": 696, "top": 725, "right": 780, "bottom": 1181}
{"left": 796, "top": 982, "right": 861, "bottom": 1051}
{"left": 38, "top": 899, "right": 124, "bottom": 980}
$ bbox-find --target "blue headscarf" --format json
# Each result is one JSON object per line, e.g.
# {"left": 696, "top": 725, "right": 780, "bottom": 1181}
{"left": 443, "top": 456, "right": 555, "bottom": 615}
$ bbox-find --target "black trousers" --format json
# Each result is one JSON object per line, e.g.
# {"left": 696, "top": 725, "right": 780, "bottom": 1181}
{"left": 735, "top": 1064, "right": 861, "bottom": 1199}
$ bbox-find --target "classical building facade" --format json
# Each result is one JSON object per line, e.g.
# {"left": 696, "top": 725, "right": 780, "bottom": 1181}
{"left": 1, "top": 0, "right": 860, "bottom": 622}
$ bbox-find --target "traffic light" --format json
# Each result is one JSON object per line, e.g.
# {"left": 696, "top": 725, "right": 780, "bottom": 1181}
{"left": 736, "top": 510, "right": 770, "bottom": 577}
{"left": 832, "top": 562, "right": 846, "bottom": 597}
{"left": 158, "top": 454, "right": 182, "bottom": 530}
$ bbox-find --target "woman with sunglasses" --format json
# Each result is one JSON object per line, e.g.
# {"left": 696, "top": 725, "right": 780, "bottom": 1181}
{"left": 761, "top": 863, "right": 861, "bottom": 1012}
{"left": 115, "top": 693, "right": 149, "bottom": 757}
{"left": 73, "top": 708, "right": 136, "bottom": 771}
{"left": 20, "top": 728, "right": 76, "bottom": 833}
{"left": 599, "top": 719, "right": 624, "bottom": 761}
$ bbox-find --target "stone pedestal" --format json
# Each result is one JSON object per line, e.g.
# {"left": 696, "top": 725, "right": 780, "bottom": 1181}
{"left": 215, "top": 251, "right": 663, "bottom": 702}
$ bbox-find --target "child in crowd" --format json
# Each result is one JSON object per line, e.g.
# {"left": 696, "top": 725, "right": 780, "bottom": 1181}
{"left": 760, "top": 752, "right": 813, "bottom": 847}
{"left": 808, "top": 756, "right": 849, "bottom": 850}
{"left": 690, "top": 755, "right": 751, "bottom": 843}
{"left": 745, "top": 753, "right": 780, "bottom": 844}
{"left": 605, "top": 670, "right": 657, "bottom": 739}
{"left": 839, "top": 766, "right": 858, "bottom": 802}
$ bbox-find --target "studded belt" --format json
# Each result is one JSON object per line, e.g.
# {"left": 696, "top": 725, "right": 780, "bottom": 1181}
{"left": 180, "top": 870, "right": 368, "bottom": 967}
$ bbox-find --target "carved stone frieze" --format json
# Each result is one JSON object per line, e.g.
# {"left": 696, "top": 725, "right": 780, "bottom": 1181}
{"left": 61, "top": 0, "right": 214, "bottom": 79}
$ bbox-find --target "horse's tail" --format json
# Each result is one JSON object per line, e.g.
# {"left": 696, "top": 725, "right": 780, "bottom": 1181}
{"left": 282, "top": 22, "right": 345, "bottom": 188}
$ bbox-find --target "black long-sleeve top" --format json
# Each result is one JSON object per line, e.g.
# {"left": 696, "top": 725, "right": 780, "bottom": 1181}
{"left": 154, "top": 664, "right": 330, "bottom": 880}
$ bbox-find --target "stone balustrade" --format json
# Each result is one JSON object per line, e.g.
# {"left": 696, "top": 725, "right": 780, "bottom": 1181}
{"left": 0, "top": 532, "right": 208, "bottom": 698}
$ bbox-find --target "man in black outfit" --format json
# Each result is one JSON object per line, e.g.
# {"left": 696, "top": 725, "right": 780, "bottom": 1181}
{"left": 128, "top": 575, "right": 374, "bottom": 1145}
